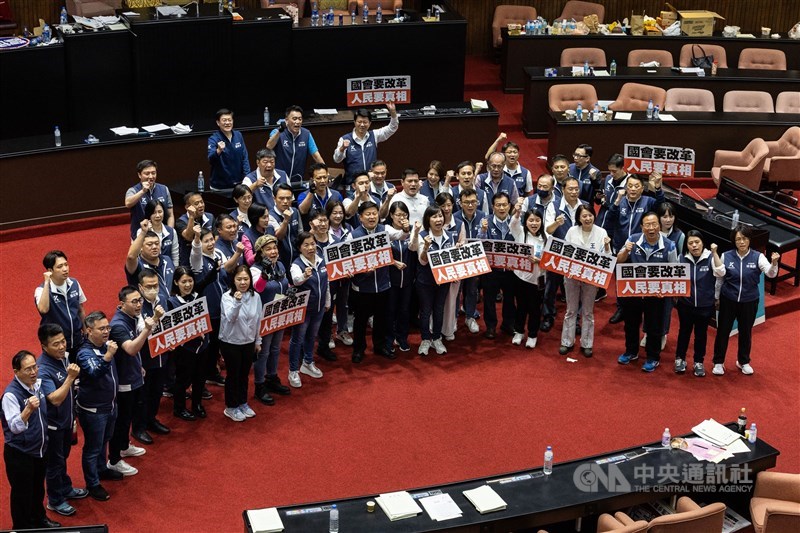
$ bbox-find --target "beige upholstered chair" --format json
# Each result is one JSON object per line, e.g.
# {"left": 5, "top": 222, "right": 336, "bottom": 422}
{"left": 775, "top": 92, "right": 800, "bottom": 113}
{"left": 764, "top": 127, "right": 800, "bottom": 186}
{"left": 723, "top": 91, "right": 775, "bottom": 113}
{"left": 601, "top": 497, "right": 725, "bottom": 533}
{"left": 492, "top": 5, "right": 537, "bottom": 49}
{"left": 608, "top": 83, "right": 666, "bottom": 111}
{"left": 548, "top": 84, "right": 598, "bottom": 111}
{"left": 560, "top": 47, "right": 607, "bottom": 67}
{"left": 556, "top": 0, "right": 604, "bottom": 23}
{"left": 679, "top": 44, "right": 728, "bottom": 68}
{"left": 664, "top": 88, "right": 715, "bottom": 112}
{"left": 358, "top": 0, "right": 402, "bottom": 11}
{"left": 750, "top": 471, "right": 800, "bottom": 533}
{"left": 317, "top": 0, "right": 357, "bottom": 16}
{"left": 711, "top": 137, "right": 769, "bottom": 189}
{"left": 597, "top": 513, "right": 648, "bottom": 532}
{"left": 627, "top": 49, "right": 674, "bottom": 67}
{"left": 738, "top": 48, "right": 787, "bottom": 70}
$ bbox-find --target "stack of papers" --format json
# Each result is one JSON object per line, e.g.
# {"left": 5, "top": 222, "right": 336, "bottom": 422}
{"left": 110, "top": 126, "right": 139, "bottom": 135}
{"left": 419, "top": 493, "right": 462, "bottom": 521}
{"left": 692, "top": 419, "right": 741, "bottom": 446}
{"left": 470, "top": 98, "right": 488, "bottom": 111}
{"left": 462, "top": 485, "right": 507, "bottom": 514}
{"left": 246, "top": 507, "right": 284, "bottom": 533}
{"left": 156, "top": 6, "right": 186, "bottom": 16}
{"left": 375, "top": 491, "right": 423, "bottom": 521}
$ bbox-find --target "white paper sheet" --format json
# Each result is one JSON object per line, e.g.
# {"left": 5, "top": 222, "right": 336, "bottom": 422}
{"left": 110, "top": 126, "right": 139, "bottom": 135}
{"left": 614, "top": 112, "right": 633, "bottom": 120}
{"left": 314, "top": 108, "right": 338, "bottom": 115}
{"left": 142, "top": 123, "right": 170, "bottom": 133}
{"left": 246, "top": 507, "right": 284, "bottom": 533}
{"left": 420, "top": 493, "right": 462, "bottom": 521}
{"left": 658, "top": 114, "right": 677, "bottom": 121}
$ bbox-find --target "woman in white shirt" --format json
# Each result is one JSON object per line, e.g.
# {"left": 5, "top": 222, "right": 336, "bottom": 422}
{"left": 509, "top": 202, "right": 546, "bottom": 349}
{"left": 559, "top": 205, "right": 610, "bottom": 357}
{"left": 219, "top": 265, "right": 262, "bottom": 422}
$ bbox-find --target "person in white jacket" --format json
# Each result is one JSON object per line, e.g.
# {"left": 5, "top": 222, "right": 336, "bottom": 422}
{"left": 509, "top": 199, "right": 547, "bottom": 349}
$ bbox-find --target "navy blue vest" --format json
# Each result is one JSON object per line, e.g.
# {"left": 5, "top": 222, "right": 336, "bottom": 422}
{"left": 109, "top": 310, "right": 145, "bottom": 390}
{"left": 128, "top": 182, "right": 172, "bottom": 239}
{"left": 720, "top": 249, "right": 764, "bottom": 303}
{"left": 1, "top": 378, "right": 48, "bottom": 457}
{"left": 349, "top": 225, "right": 391, "bottom": 293}
{"left": 341, "top": 130, "right": 378, "bottom": 184}
{"left": 244, "top": 169, "right": 288, "bottom": 212}
{"left": 455, "top": 210, "right": 486, "bottom": 240}
{"left": 680, "top": 252, "right": 717, "bottom": 309}
{"left": 37, "top": 278, "right": 84, "bottom": 351}
{"left": 479, "top": 174, "right": 518, "bottom": 213}
{"left": 271, "top": 207, "right": 302, "bottom": 272}
{"left": 37, "top": 352, "right": 73, "bottom": 430}
{"left": 417, "top": 230, "right": 457, "bottom": 285}
{"left": 292, "top": 256, "right": 328, "bottom": 314}
{"left": 550, "top": 199, "right": 588, "bottom": 240}
{"left": 252, "top": 261, "right": 289, "bottom": 307}
{"left": 274, "top": 127, "right": 312, "bottom": 180}
{"left": 75, "top": 340, "right": 118, "bottom": 414}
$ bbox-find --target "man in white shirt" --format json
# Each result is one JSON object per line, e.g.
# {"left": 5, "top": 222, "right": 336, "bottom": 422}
{"left": 384, "top": 169, "right": 429, "bottom": 225}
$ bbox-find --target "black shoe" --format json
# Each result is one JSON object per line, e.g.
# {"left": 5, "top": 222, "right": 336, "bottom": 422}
{"left": 173, "top": 409, "right": 196, "bottom": 421}
{"left": 352, "top": 352, "right": 364, "bottom": 363}
{"left": 202, "top": 387, "right": 213, "bottom": 400}
{"left": 484, "top": 329, "right": 497, "bottom": 339}
{"left": 88, "top": 484, "right": 110, "bottom": 501}
{"left": 595, "top": 289, "right": 607, "bottom": 302}
{"left": 254, "top": 383, "right": 275, "bottom": 406}
{"left": 500, "top": 325, "right": 515, "bottom": 336}
{"left": 375, "top": 347, "right": 397, "bottom": 360}
{"left": 265, "top": 375, "right": 290, "bottom": 396}
{"left": 132, "top": 430, "right": 153, "bottom": 445}
{"left": 147, "top": 420, "right": 170, "bottom": 435}
{"left": 583, "top": 347, "right": 593, "bottom": 358}
{"left": 318, "top": 348, "right": 338, "bottom": 362}
{"left": 540, "top": 319, "right": 553, "bottom": 332}
{"left": 495, "top": 293, "right": 503, "bottom": 302}
{"left": 206, "top": 373, "right": 225, "bottom": 387}
{"left": 98, "top": 468, "right": 123, "bottom": 481}
{"left": 559, "top": 345, "right": 572, "bottom": 355}
{"left": 39, "top": 517, "right": 62, "bottom": 528}
{"left": 192, "top": 405, "right": 207, "bottom": 418}
{"left": 609, "top": 308, "right": 624, "bottom": 324}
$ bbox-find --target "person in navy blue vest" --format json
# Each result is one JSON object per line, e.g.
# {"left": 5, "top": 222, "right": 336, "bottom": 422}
{"left": 485, "top": 134, "right": 535, "bottom": 199}
{"left": 479, "top": 152, "right": 519, "bottom": 213}
{"left": 241, "top": 203, "right": 272, "bottom": 267}
{"left": 385, "top": 201, "right": 415, "bottom": 352}
{"left": 479, "top": 192, "right": 518, "bottom": 339}
{"left": 522, "top": 174, "right": 559, "bottom": 216}
{"left": 569, "top": 144, "right": 602, "bottom": 205}
{"left": 230, "top": 184, "right": 254, "bottom": 238}
{"left": 419, "top": 160, "right": 446, "bottom": 205}
{"left": 2, "top": 350, "right": 60, "bottom": 529}
{"left": 712, "top": 226, "right": 780, "bottom": 376}
{"left": 368, "top": 160, "right": 397, "bottom": 217}
{"left": 309, "top": 209, "right": 338, "bottom": 362}
{"left": 36, "top": 324, "right": 87, "bottom": 517}
{"left": 175, "top": 191, "right": 216, "bottom": 267}
{"left": 74, "top": 311, "right": 119, "bottom": 502}
{"left": 267, "top": 105, "right": 325, "bottom": 182}
{"left": 454, "top": 188, "right": 486, "bottom": 335}
{"left": 437, "top": 192, "right": 467, "bottom": 342}
{"left": 550, "top": 154, "right": 572, "bottom": 196}
{"left": 675, "top": 231, "right": 724, "bottom": 377}
{"left": 242, "top": 148, "right": 288, "bottom": 213}
{"left": 269, "top": 183, "right": 303, "bottom": 273}
{"left": 124, "top": 160, "right": 174, "bottom": 240}
{"left": 136, "top": 199, "right": 179, "bottom": 265}
{"left": 207, "top": 109, "right": 251, "bottom": 189}
{"left": 35, "top": 250, "right": 87, "bottom": 354}
{"left": 332, "top": 104, "right": 399, "bottom": 190}
{"left": 616, "top": 212, "right": 678, "bottom": 372}
{"left": 125, "top": 219, "right": 176, "bottom": 305}
{"left": 451, "top": 161, "right": 489, "bottom": 214}
{"left": 596, "top": 154, "right": 632, "bottom": 242}
{"left": 298, "top": 163, "right": 344, "bottom": 220}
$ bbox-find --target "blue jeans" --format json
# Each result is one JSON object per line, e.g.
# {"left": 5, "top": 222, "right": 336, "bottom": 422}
{"left": 289, "top": 308, "right": 324, "bottom": 371}
{"left": 254, "top": 329, "right": 285, "bottom": 383}
{"left": 461, "top": 277, "right": 479, "bottom": 319}
{"left": 45, "top": 427, "right": 75, "bottom": 506}
{"left": 77, "top": 408, "right": 116, "bottom": 488}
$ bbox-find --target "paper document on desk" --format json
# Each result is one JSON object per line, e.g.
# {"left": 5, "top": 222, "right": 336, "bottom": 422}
{"left": 692, "top": 419, "right": 741, "bottom": 446}
{"left": 110, "top": 126, "right": 139, "bottom": 135}
{"left": 463, "top": 484, "right": 507, "bottom": 514}
{"left": 142, "top": 123, "right": 170, "bottom": 133}
{"left": 593, "top": 69, "right": 610, "bottom": 76}
{"left": 93, "top": 16, "right": 120, "bottom": 25}
{"left": 680, "top": 67, "right": 705, "bottom": 74}
{"left": 72, "top": 16, "right": 103, "bottom": 29}
{"left": 685, "top": 438, "right": 733, "bottom": 462}
{"left": 156, "top": 6, "right": 186, "bottom": 16}
{"left": 470, "top": 99, "right": 489, "bottom": 110}
{"left": 658, "top": 114, "right": 677, "bottom": 121}
{"left": 726, "top": 438, "right": 751, "bottom": 454}
{"left": 376, "top": 491, "right": 422, "bottom": 521}
{"left": 171, "top": 123, "right": 192, "bottom": 134}
{"left": 246, "top": 507, "right": 284, "bottom": 533}
{"left": 420, "top": 493, "right": 462, "bottom": 521}
{"left": 314, "top": 109, "right": 338, "bottom": 115}
{"left": 614, "top": 112, "right": 632, "bottom": 120}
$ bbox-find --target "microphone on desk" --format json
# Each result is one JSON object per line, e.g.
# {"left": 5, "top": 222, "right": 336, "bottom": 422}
{"left": 678, "top": 182, "right": 712, "bottom": 212}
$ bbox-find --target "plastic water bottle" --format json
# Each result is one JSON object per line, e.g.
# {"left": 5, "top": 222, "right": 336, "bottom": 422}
{"left": 662, "top": 428, "right": 671, "bottom": 447}
{"left": 435, "top": 7, "right": 440, "bottom": 21}
{"left": 610, "top": 59, "right": 617, "bottom": 76}
{"left": 327, "top": 7, "right": 334, "bottom": 25}
{"left": 560, "top": 19, "right": 567, "bottom": 34}
{"left": 737, "top": 408, "right": 747, "bottom": 435}
{"left": 543, "top": 446, "right": 553, "bottom": 475}
{"left": 748, "top": 423, "right": 757, "bottom": 444}
{"left": 310, "top": 2, "right": 319, "bottom": 26}
{"left": 362, "top": 5, "right": 369, "bottom": 23}
{"left": 329, "top": 504, "right": 339, "bottom": 533}
{"left": 583, "top": 61, "right": 589, "bottom": 76}
{"left": 375, "top": 1, "right": 382, "bottom": 23}
{"left": 351, "top": 10, "right": 356, "bottom": 24}
{"left": 576, "top": 103, "right": 582, "bottom": 121}
{"left": 731, "top": 209, "right": 740, "bottom": 229}
{"left": 60, "top": 7, "right": 68, "bottom": 25}
{"left": 653, "top": 105, "right": 660, "bottom": 119}
{"left": 646, "top": 99, "right": 654, "bottom": 119}
{"left": 197, "top": 171, "right": 205, "bottom": 192}
{"left": 54, "top": 126, "right": 62, "bottom": 147}
{"left": 218, "top": 0, "right": 223, "bottom": 14}
{"left": 42, "top": 24, "right": 51, "bottom": 43}
{"left": 263, "top": 107, "right": 270, "bottom": 126}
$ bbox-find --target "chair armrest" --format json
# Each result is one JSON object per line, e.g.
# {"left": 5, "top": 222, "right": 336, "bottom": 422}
{"left": 768, "top": 156, "right": 800, "bottom": 182}
{"left": 614, "top": 511, "right": 635, "bottom": 525}
{"left": 765, "top": 139, "right": 782, "bottom": 158}
{"left": 754, "top": 472, "right": 800, "bottom": 502}
{"left": 713, "top": 149, "right": 748, "bottom": 168}
{"left": 597, "top": 513, "right": 625, "bottom": 531}
{"left": 676, "top": 496, "right": 702, "bottom": 512}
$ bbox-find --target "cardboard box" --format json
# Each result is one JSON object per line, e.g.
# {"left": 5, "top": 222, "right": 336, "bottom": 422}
{"left": 678, "top": 10, "right": 725, "bottom": 36}
{"left": 660, "top": 11, "right": 678, "bottom": 26}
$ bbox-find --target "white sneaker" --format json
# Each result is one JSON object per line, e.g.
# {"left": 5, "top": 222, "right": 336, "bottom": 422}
{"left": 300, "top": 361, "right": 323, "bottom": 379}
{"left": 239, "top": 404, "right": 256, "bottom": 418}
{"left": 368, "top": 316, "right": 374, "bottom": 328}
{"left": 107, "top": 460, "right": 138, "bottom": 476}
{"left": 335, "top": 331, "right": 353, "bottom": 346}
{"left": 432, "top": 339, "right": 447, "bottom": 354}
{"left": 466, "top": 318, "right": 479, "bottom": 334}
{"left": 120, "top": 443, "right": 146, "bottom": 457}
{"left": 525, "top": 337, "right": 537, "bottom": 349}
{"left": 288, "top": 371, "right": 302, "bottom": 388}
{"left": 512, "top": 333, "right": 524, "bottom": 345}
{"left": 737, "top": 362, "right": 754, "bottom": 375}
{"left": 223, "top": 407, "right": 246, "bottom": 422}
{"left": 418, "top": 340, "right": 431, "bottom": 356}
{"left": 443, "top": 333, "right": 455, "bottom": 341}
{"left": 332, "top": 314, "right": 337, "bottom": 325}
{"left": 639, "top": 334, "right": 648, "bottom": 347}
{"left": 712, "top": 364, "right": 725, "bottom": 376}
{"left": 328, "top": 339, "right": 335, "bottom": 349}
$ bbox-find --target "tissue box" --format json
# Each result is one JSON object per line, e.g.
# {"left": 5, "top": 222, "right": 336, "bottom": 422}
{"left": 678, "top": 10, "right": 724, "bottom": 36}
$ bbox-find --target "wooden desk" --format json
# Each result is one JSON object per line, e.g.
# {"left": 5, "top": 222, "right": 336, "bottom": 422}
{"left": 523, "top": 66, "right": 800, "bottom": 137}
{"left": 546, "top": 111, "right": 800, "bottom": 175}
{"left": 501, "top": 31, "right": 800, "bottom": 93}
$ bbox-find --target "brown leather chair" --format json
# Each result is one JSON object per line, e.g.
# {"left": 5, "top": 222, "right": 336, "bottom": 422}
{"left": 664, "top": 88, "right": 715, "bottom": 112}
{"left": 750, "top": 471, "right": 800, "bottom": 533}
{"left": 764, "top": 127, "right": 800, "bottom": 188}
{"left": 548, "top": 83, "right": 598, "bottom": 111}
{"left": 492, "top": 5, "right": 537, "bottom": 49}
{"left": 560, "top": 47, "right": 607, "bottom": 67}
{"left": 608, "top": 83, "right": 666, "bottom": 111}
{"left": 627, "top": 49, "right": 674, "bottom": 67}
{"left": 261, "top": 0, "right": 308, "bottom": 17}
{"left": 597, "top": 513, "right": 648, "bottom": 532}
{"left": 711, "top": 137, "right": 769, "bottom": 189}
{"left": 679, "top": 44, "right": 728, "bottom": 68}
{"left": 359, "top": 0, "right": 402, "bottom": 11}
{"left": 68, "top": 0, "right": 122, "bottom": 16}
{"left": 556, "top": 0, "right": 604, "bottom": 23}
{"left": 723, "top": 91, "right": 775, "bottom": 113}
{"left": 602, "top": 497, "right": 725, "bottom": 532}
{"left": 738, "top": 48, "right": 787, "bottom": 71}
{"left": 776, "top": 91, "right": 800, "bottom": 113}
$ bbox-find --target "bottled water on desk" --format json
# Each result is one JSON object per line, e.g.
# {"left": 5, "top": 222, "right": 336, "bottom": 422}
{"left": 60, "top": 7, "right": 68, "bottom": 25}
{"left": 362, "top": 5, "right": 369, "bottom": 23}
{"left": 731, "top": 209, "right": 739, "bottom": 229}
{"left": 748, "top": 423, "right": 757, "bottom": 444}
{"left": 376, "top": 2, "right": 382, "bottom": 23}
{"left": 543, "top": 446, "right": 553, "bottom": 475}
{"left": 328, "top": 7, "right": 334, "bottom": 26}
{"left": 610, "top": 59, "right": 617, "bottom": 75}
{"left": 329, "top": 504, "right": 339, "bottom": 533}
{"left": 653, "top": 105, "right": 660, "bottom": 119}
{"left": 54, "top": 126, "right": 62, "bottom": 147}
{"left": 662, "top": 428, "right": 671, "bottom": 447}
{"left": 576, "top": 103, "right": 582, "bottom": 121}
{"left": 263, "top": 107, "right": 270, "bottom": 126}
{"left": 351, "top": 10, "right": 356, "bottom": 24}
{"left": 310, "top": 2, "right": 319, "bottom": 26}
{"left": 583, "top": 61, "right": 589, "bottom": 76}
{"left": 646, "top": 99, "right": 654, "bottom": 119}
{"left": 197, "top": 171, "right": 205, "bottom": 192}
{"left": 42, "top": 24, "right": 51, "bottom": 44}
